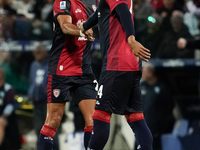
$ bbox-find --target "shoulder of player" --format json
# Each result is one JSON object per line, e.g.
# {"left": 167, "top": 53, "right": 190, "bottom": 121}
{"left": 53, "top": 0, "right": 71, "bottom": 19}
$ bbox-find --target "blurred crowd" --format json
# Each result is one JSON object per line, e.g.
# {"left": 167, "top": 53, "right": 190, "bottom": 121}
{"left": 0, "top": 0, "right": 54, "bottom": 41}
{"left": 134, "top": 0, "right": 200, "bottom": 59}
{"left": 0, "top": 0, "right": 199, "bottom": 58}
{"left": 0, "top": 0, "right": 56, "bottom": 94}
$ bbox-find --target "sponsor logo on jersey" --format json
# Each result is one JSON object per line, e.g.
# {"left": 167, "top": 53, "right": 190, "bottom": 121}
{"left": 78, "top": 37, "right": 87, "bottom": 41}
{"left": 53, "top": 89, "right": 60, "bottom": 98}
{"left": 75, "top": 8, "right": 82, "bottom": 13}
{"left": 60, "top": 1, "right": 66, "bottom": 10}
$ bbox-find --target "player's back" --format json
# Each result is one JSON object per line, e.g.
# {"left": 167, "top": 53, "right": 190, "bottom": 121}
{"left": 49, "top": 0, "right": 95, "bottom": 76}
{"left": 97, "top": 0, "right": 142, "bottom": 72}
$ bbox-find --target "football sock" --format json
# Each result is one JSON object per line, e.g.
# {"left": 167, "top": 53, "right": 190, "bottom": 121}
{"left": 84, "top": 126, "right": 93, "bottom": 150}
{"left": 38, "top": 125, "right": 56, "bottom": 150}
{"left": 88, "top": 110, "right": 111, "bottom": 150}
{"left": 126, "top": 113, "right": 153, "bottom": 150}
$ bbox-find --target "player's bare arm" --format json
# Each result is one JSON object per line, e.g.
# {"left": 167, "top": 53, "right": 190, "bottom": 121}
{"left": 57, "top": 15, "right": 85, "bottom": 37}
{"left": 57, "top": 15, "right": 95, "bottom": 41}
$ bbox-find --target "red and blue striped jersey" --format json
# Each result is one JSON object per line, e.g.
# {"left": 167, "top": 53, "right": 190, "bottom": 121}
{"left": 49, "top": 0, "right": 96, "bottom": 76}
{"left": 98, "top": 0, "right": 142, "bottom": 71}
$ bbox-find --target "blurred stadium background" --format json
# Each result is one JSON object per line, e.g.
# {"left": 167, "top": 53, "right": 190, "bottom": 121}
{"left": 1, "top": 0, "right": 200, "bottom": 149}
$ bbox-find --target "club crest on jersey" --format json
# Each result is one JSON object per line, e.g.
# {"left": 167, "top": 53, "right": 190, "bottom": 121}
{"left": 53, "top": 89, "right": 60, "bottom": 98}
{"left": 60, "top": 1, "right": 66, "bottom": 10}
{"left": 78, "top": 37, "right": 87, "bottom": 41}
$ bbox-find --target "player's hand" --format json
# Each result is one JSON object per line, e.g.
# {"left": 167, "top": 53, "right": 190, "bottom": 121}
{"left": 79, "top": 22, "right": 95, "bottom": 41}
{"left": 80, "top": 22, "right": 85, "bottom": 33}
{"left": 128, "top": 35, "right": 151, "bottom": 62}
{"left": 177, "top": 38, "right": 187, "bottom": 49}
{"left": 84, "top": 28, "right": 95, "bottom": 41}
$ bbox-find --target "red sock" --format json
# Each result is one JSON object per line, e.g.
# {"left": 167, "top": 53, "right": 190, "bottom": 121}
{"left": 38, "top": 125, "right": 57, "bottom": 150}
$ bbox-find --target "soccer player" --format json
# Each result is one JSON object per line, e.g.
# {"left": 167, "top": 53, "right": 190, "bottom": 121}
{"left": 80, "top": 0, "right": 153, "bottom": 149}
{"left": 38, "top": 0, "right": 97, "bottom": 150}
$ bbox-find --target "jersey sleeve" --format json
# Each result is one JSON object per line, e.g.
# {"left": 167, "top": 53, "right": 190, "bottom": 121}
{"left": 53, "top": 0, "right": 71, "bottom": 20}
{"left": 105, "top": 0, "right": 127, "bottom": 12}
{"left": 83, "top": 8, "right": 98, "bottom": 30}
{"left": 115, "top": 3, "right": 135, "bottom": 38}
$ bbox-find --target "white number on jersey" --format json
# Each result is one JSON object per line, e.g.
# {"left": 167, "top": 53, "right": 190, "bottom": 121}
{"left": 93, "top": 80, "right": 98, "bottom": 91}
{"left": 97, "top": 85, "right": 103, "bottom": 98}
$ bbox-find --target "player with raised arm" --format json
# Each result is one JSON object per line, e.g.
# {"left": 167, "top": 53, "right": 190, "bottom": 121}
{"left": 38, "top": 0, "right": 97, "bottom": 150}
{"left": 80, "top": 0, "right": 153, "bottom": 149}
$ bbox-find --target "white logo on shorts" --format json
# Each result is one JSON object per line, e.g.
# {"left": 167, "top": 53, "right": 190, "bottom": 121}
{"left": 96, "top": 100, "right": 100, "bottom": 105}
{"left": 53, "top": 89, "right": 60, "bottom": 98}
{"left": 137, "top": 145, "right": 141, "bottom": 149}
{"left": 44, "top": 137, "right": 53, "bottom": 141}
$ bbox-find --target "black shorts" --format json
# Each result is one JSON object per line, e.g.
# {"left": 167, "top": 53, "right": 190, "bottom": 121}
{"left": 95, "top": 71, "right": 143, "bottom": 115}
{"left": 47, "top": 74, "right": 97, "bottom": 104}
